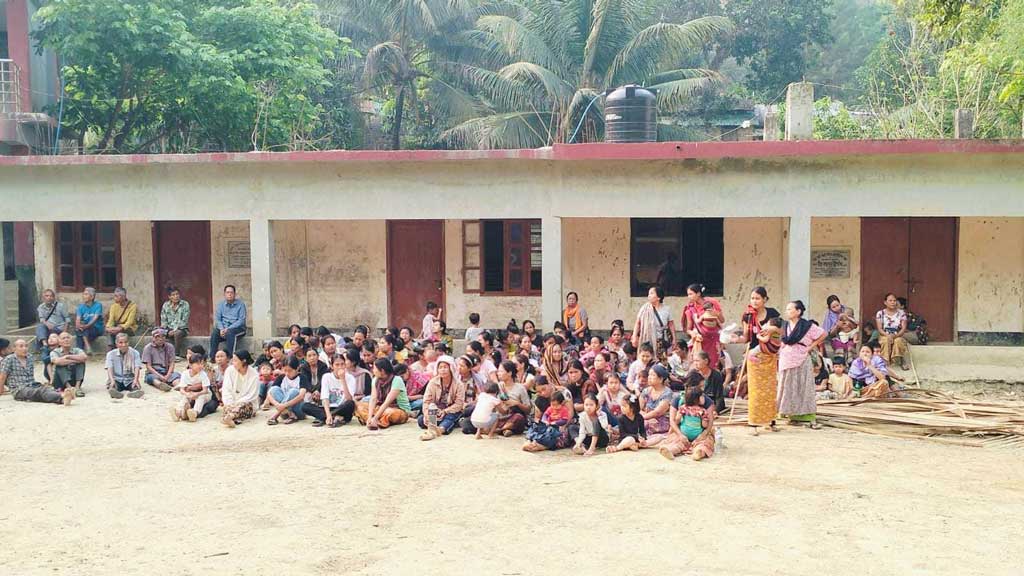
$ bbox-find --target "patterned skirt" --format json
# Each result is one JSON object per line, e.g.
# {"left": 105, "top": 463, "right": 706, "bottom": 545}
{"left": 746, "top": 352, "right": 778, "bottom": 426}
{"left": 777, "top": 356, "right": 817, "bottom": 417}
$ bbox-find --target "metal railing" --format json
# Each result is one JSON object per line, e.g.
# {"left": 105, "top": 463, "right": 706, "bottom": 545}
{"left": 0, "top": 59, "right": 23, "bottom": 114}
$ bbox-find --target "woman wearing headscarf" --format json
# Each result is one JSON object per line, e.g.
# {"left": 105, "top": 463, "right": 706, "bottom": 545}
{"left": 418, "top": 355, "right": 467, "bottom": 441}
{"left": 778, "top": 300, "right": 827, "bottom": 429}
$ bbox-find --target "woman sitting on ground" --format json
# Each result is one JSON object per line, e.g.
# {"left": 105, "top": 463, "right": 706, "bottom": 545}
{"left": 512, "top": 353, "right": 536, "bottom": 393}
{"left": 565, "top": 359, "right": 597, "bottom": 414}
{"left": 876, "top": 293, "right": 910, "bottom": 370}
{"left": 638, "top": 364, "right": 674, "bottom": 446}
{"left": 304, "top": 355, "right": 356, "bottom": 428}
{"left": 659, "top": 384, "right": 717, "bottom": 462}
{"left": 689, "top": 351, "right": 726, "bottom": 414}
{"left": 266, "top": 355, "right": 312, "bottom": 425}
{"left": 343, "top": 347, "right": 371, "bottom": 401}
{"left": 418, "top": 355, "right": 466, "bottom": 440}
{"left": 495, "top": 360, "right": 532, "bottom": 437}
{"left": 541, "top": 340, "right": 568, "bottom": 387}
{"left": 355, "top": 358, "right": 412, "bottom": 430}
{"left": 221, "top": 351, "right": 260, "bottom": 428}
{"left": 301, "top": 347, "right": 328, "bottom": 389}
{"left": 848, "top": 344, "right": 891, "bottom": 399}
{"left": 522, "top": 379, "right": 574, "bottom": 452}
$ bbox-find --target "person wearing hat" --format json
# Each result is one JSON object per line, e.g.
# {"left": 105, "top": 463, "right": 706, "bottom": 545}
{"left": 142, "top": 328, "right": 180, "bottom": 392}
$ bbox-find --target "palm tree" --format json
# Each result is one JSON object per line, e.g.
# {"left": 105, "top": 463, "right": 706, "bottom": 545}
{"left": 439, "top": 0, "right": 733, "bottom": 148}
{"left": 319, "top": 0, "right": 481, "bottom": 149}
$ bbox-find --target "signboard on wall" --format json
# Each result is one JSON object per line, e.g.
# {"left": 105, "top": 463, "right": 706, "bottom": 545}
{"left": 226, "top": 240, "right": 251, "bottom": 269}
{"left": 811, "top": 247, "right": 851, "bottom": 279}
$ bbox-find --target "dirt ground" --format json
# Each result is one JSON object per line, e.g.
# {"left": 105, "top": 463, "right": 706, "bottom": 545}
{"left": 1, "top": 359, "right": 1021, "bottom": 576}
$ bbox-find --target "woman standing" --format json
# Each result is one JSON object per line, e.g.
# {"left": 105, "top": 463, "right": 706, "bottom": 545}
{"left": 778, "top": 300, "right": 827, "bottom": 429}
{"left": 682, "top": 283, "right": 725, "bottom": 368}
{"left": 732, "top": 287, "right": 781, "bottom": 433}
{"left": 221, "top": 351, "right": 260, "bottom": 428}
{"left": 562, "top": 292, "right": 589, "bottom": 345}
{"left": 631, "top": 286, "right": 675, "bottom": 360}
{"left": 876, "top": 293, "right": 910, "bottom": 370}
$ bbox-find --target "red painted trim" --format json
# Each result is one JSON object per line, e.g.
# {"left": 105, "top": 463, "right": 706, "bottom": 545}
{"left": 2, "top": 139, "right": 1024, "bottom": 167}
{"left": 6, "top": 0, "right": 32, "bottom": 112}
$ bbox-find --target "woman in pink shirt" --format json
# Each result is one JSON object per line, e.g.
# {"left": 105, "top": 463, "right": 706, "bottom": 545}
{"left": 777, "top": 300, "right": 827, "bottom": 429}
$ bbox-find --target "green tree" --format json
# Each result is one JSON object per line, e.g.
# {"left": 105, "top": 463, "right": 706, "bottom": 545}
{"left": 725, "top": 0, "right": 835, "bottom": 98}
{"left": 321, "top": 0, "right": 481, "bottom": 150}
{"left": 34, "top": 0, "right": 344, "bottom": 153}
{"left": 441, "top": 0, "right": 732, "bottom": 149}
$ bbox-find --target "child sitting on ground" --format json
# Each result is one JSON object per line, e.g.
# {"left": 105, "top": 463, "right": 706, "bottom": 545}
{"left": 668, "top": 341, "right": 690, "bottom": 386}
{"left": 748, "top": 317, "right": 783, "bottom": 363}
{"left": 471, "top": 381, "right": 504, "bottom": 439}
{"left": 607, "top": 393, "right": 645, "bottom": 453}
{"left": 573, "top": 394, "right": 610, "bottom": 455}
{"left": 817, "top": 357, "right": 853, "bottom": 400}
{"left": 257, "top": 360, "right": 276, "bottom": 410}
{"left": 171, "top": 354, "right": 211, "bottom": 422}
{"left": 597, "top": 371, "right": 626, "bottom": 425}
{"left": 660, "top": 385, "right": 716, "bottom": 462}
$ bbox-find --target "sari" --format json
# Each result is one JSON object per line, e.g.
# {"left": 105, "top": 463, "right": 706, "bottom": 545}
{"left": 744, "top": 305, "right": 778, "bottom": 426}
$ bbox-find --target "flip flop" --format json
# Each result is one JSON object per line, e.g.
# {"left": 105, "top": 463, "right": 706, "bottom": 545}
{"left": 312, "top": 420, "right": 326, "bottom": 427}
{"left": 328, "top": 419, "right": 343, "bottom": 428}
{"left": 267, "top": 417, "right": 279, "bottom": 426}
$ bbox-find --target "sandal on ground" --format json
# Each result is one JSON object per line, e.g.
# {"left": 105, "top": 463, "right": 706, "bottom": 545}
{"left": 281, "top": 415, "right": 297, "bottom": 425}
{"left": 501, "top": 429, "right": 514, "bottom": 437}
{"left": 808, "top": 422, "right": 822, "bottom": 430}
{"left": 267, "top": 417, "right": 279, "bottom": 426}
{"left": 312, "top": 420, "right": 326, "bottom": 427}
{"left": 328, "top": 419, "right": 343, "bottom": 428}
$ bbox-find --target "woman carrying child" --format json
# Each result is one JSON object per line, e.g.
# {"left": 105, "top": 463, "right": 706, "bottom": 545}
{"left": 659, "top": 385, "right": 716, "bottom": 461}
{"left": 522, "top": 386, "right": 573, "bottom": 452}
{"left": 732, "top": 287, "right": 782, "bottom": 434}
{"left": 495, "top": 361, "right": 532, "bottom": 436}
{"left": 682, "top": 283, "right": 725, "bottom": 369}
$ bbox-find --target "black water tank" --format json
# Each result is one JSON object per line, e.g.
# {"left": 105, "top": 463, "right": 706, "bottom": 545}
{"left": 604, "top": 85, "right": 657, "bottom": 143}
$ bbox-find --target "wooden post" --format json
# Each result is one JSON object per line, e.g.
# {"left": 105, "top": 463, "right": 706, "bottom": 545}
{"left": 954, "top": 109, "right": 975, "bottom": 139}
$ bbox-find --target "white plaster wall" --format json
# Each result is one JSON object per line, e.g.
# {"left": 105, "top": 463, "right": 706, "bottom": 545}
{"left": 811, "top": 217, "right": 861, "bottom": 321}
{"left": 33, "top": 222, "right": 55, "bottom": 296}
{"left": 119, "top": 221, "right": 155, "bottom": 324}
{"left": 957, "top": 218, "right": 1024, "bottom": 333}
{"left": 211, "top": 221, "right": 253, "bottom": 328}
{"left": 273, "top": 220, "right": 388, "bottom": 331}
{"left": 443, "top": 219, "right": 541, "bottom": 331}
{"left": 720, "top": 218, "right": 786, "bottom": 324}
{"left": 561, "top": 218, "right": 631, "bottom": 329}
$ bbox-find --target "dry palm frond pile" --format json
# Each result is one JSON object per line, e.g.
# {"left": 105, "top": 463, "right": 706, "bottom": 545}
{"left": 725, "top": 389, "right": 1024, "bottom": 449}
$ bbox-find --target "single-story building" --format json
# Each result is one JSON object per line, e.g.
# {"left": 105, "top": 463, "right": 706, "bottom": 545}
{"left": 2, "top": 139, "right": 1024, "bottom": 346}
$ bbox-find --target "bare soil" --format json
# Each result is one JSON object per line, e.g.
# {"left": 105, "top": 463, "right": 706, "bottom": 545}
{"left": 0, "top": 360, "right": 1021, "bottom": 576}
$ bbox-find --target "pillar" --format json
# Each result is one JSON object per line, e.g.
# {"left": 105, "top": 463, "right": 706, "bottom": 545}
{"left": 785, "top": 82, "right": 814, "bottom": 141}
{"left": 787, "top": 215, "right": 811, "bottom": 307}
{"left": 763, "top": 111, "right": 780, "bottom": 141}
{"left": 249, "top": 218, "right": 276, "bottom": 340}
{"left": 0, "top": 224, "right": 7, "bottom": 333}
{"left": 541, "top": 216, "right": 562, "bottom": 331}
{"left": 955, "top": 109, "right": 975, "bottom": 139}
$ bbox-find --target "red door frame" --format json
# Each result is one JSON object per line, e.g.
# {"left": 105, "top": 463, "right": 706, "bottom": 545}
{"left": 151, "top": 221, "right": 213, "bottom": 335}
{"left": 386, "top": 220, "right": 445, "bottom": 330}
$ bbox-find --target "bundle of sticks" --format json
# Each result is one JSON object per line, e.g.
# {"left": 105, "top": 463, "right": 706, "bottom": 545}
{"left": 724, "top": 389, "right": 1024, "bottom": 449}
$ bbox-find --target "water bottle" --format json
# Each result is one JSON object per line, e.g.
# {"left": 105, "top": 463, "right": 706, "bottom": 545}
{"left": 714, "top": 427, "right": 724, "bottom": 450}
{"left": 427, "top": 403, "right": 438, "bottom": 428}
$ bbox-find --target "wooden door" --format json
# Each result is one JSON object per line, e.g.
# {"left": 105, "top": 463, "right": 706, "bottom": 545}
{"left": 387, "top": 220, "right": 444, "bottom": 330}
{"left": 860, "top": 217, "right": 910, "bottom": 325}
{"left": 860, "top": 217, "right": 956, "bottom": 341}
{"left": 153, "top": 221, "right": 213, "bottom": 336}
{"left": 908, "top": 218, "right": 957, "bottom": 341}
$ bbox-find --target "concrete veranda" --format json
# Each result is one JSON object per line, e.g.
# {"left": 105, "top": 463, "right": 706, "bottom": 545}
{"left": 0, "top": 358, "right": 1021, "bottom": 575}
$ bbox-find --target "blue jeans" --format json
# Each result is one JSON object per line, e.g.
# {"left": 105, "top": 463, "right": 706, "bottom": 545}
{"left": 409, "top": 398, "right": 424, "bottom": 412}
{"left": 269, "top": 386, "right": 305, "bottom": 419}
{"left": 36, "top": 324, "right": 64, "bottom": 352}
{"left": 416, "top": 411, "right": 461, "bottom": 434}
{"left": 210, "top": 326, "right": 245, "bottom": 358}
{"left": 145, "top": 366, "right": 181, "bottom": 385}
{"left": 76, "top": 324, "right": 104, "bottom": 349}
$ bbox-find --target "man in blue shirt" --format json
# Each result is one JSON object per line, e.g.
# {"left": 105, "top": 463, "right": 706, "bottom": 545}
{"left": 210, "top": 285, "right": 247, "bottom": 358}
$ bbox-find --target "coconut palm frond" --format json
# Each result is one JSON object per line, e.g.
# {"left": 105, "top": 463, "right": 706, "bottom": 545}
{"left": 441, "top": 111, "right": 554, "bottom": 149}
{"left": 649, "top": 73, "right": 720, "bottom": 111}
{"left": 474, "top": 14, "right": 564, "bottom": 73}
{"left": 498, "top": 61, "right": 575, "bottom": 102}
{"left": 607, "top": 16, "right": 733, "bottom": 86}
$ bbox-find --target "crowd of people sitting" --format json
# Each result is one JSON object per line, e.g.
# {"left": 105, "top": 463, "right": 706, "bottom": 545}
{"left": 0, "top": 282, "right": 921, "bottom": 462}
